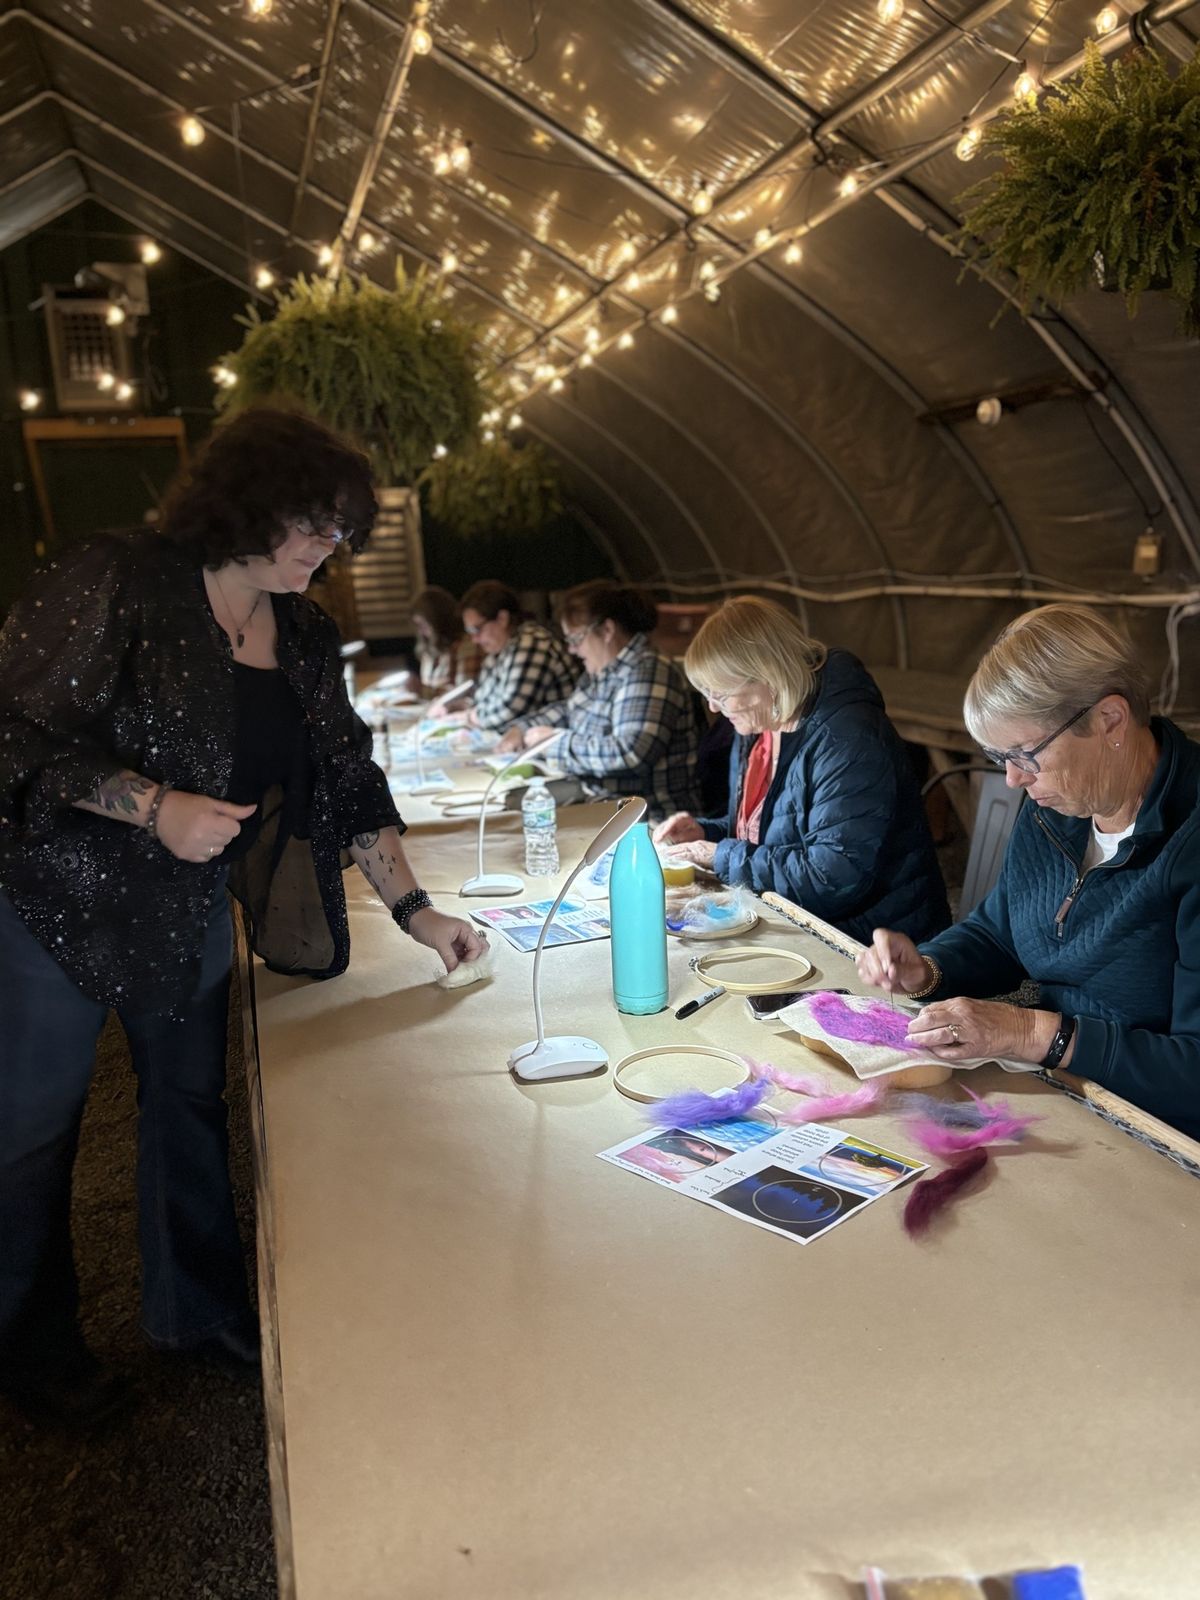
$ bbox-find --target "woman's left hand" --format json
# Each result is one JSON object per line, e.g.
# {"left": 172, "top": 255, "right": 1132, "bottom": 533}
{"left": 905, "top": 998, "right": 1056, "bottom": 1064}
{"left": 665, "top": 840, "right": 718, "bottom": 870}
{"left": 407, "top": 908, "right": 488, "bottom": 973}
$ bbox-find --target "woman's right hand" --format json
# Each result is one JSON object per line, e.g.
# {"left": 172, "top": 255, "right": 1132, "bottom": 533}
{"left": 652, "top": 811, "right": 704, "bottom": 846}
{"left": 494, "top": 727, "right": 524, "bottom": 754}
{"left": 154, "top": 790, "right": 258, "bottom": 863}
{"left": 856, "top": 928, "right": 930, "bottom": 994}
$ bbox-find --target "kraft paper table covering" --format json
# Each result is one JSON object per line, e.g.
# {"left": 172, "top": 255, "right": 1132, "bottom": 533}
{"left": 245, "top": 815, "right": 1200, "bottom": 1600}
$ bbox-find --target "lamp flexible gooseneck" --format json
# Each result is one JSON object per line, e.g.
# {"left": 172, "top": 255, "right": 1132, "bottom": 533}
{"left": 459, "top": 729, "right": 563, "bottom": 897}
{"left": 508, "top": 796, "right": 648, "bottom": 1082}
{"left": 410, "top": 678, "right": 475, "bottom": 795}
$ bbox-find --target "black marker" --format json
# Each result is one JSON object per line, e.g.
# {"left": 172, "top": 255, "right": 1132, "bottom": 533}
{"left": 675, "top": 984, "right": 726, "bottom": 1020}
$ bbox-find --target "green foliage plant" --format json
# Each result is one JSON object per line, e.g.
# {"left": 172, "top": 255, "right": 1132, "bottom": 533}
{"left": 216, "top": 266, "right": 483, "bottom": 483}
{"left": 419, "top": 436, "right": 563, "bottom": 539}
{"left": 960, "top": 43, "right": 1200, "bottom": 335}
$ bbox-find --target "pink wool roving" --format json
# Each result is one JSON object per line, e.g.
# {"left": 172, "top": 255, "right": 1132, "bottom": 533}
{"left": 750, "top": 1059, "right": 887, "bottom": 1121}
{"left": 906, "top": 1088, "right": 1042, "bottom": 1155}
{"left": 806, "top": 991, "right": 922, "bottom": 1053}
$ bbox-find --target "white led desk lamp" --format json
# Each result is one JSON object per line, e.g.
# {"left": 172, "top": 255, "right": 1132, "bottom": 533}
{"left": 458, "top": 729, "right": 563, "bottom": 897}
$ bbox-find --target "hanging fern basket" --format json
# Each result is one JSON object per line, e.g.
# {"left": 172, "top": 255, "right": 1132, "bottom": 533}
{"left": 960, "top": 43, "right": 1200, "bottom": 336}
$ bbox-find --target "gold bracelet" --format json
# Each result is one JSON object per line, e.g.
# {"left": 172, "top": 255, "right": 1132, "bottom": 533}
{"left": 905, "top": 955, "right": 943, "bottom": 1000}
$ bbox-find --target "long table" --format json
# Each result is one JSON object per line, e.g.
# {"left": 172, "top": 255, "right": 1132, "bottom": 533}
{"left": 240, "top": 800, "right": 1200, "bottom": 1600}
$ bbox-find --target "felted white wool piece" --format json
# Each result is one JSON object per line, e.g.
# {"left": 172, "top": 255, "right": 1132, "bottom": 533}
{"left": 436, "top": 947, "right": 496, "bottom": 989}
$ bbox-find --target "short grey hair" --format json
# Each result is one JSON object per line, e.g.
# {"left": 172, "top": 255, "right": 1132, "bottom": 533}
{"left": 964, "top": 603, "right": 1151, "bottom": 741}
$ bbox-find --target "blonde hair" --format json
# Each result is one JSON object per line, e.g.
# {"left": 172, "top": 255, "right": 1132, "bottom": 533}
{"left": 684, "top": 597, "right": 827, "bottom": 722}
{"left": 964, "top": 603, "right": 1150, "bottom": 741}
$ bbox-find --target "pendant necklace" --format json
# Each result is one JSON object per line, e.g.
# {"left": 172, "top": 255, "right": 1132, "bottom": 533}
{"left": 214, "top": 572, "right": 263, "bottom": 648}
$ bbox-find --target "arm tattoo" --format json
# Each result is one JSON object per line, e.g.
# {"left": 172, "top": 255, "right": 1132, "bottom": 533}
{"left": 354, "top": 830, "right": 380, "bottom": 849}
{"left": 88, "top": 770, "right": 155, "bottom": 817}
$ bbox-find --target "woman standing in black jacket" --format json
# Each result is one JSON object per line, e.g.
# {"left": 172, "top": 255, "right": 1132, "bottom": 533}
{"left": 0, "top": 410, "right": 483, "bottom": 1422}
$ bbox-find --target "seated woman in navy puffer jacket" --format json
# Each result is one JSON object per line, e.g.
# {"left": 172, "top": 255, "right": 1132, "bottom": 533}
{"left": 859, "top": 603, "right": 1200, "bottom": 1143}
{"left": 653, "top": 596, "right": 949, "bottom": 945}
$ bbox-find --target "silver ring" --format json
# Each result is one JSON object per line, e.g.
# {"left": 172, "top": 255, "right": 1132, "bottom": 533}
{"left": 948, "top": 1022, "right": 961, "bottom": 1043}
{"left": 209, "top": 846, "right": 217, "bottom": 856}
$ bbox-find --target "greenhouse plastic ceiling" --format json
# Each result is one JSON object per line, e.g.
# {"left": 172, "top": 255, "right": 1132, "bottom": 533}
{"left": 1, "top": 0, "right": 1198, "bottom": 672}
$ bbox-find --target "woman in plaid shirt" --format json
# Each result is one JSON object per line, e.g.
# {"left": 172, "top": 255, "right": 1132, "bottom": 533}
{"left": 496, "top": 582, "right": 702, "bottom": 819}
{"left": 452, "top": 580, "right": 578, "bottom": 730}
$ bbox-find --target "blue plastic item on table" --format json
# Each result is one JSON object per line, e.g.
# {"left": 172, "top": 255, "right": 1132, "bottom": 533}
{"left": 609, "top": 820, "right": 668, "bottom": 1015}
{"left": 1011, "top": 1568, "right": 1086, "bottom": 1600}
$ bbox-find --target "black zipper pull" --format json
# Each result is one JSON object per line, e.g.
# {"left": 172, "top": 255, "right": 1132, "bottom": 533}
{"left": 1054, "top": 875, "right": 1083, "bottom": 936}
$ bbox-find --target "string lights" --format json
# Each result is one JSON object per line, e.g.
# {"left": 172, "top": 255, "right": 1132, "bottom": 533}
{"left": 441, "top": 248, "right": 460, "bottom": 274}
{"left": 318, "top": 244, "right": 335, "bottom": 267}
{"left": 838, "top": 172, "right": 862, "bottom": 198}
{"left": 449, "top": 139, "right": 472, "bottom": 173}
{"left": 617, "top": 330, "right": 635, "bottom": 349}
{"left": 105, "top": 304, "right": 126, "bottom": 327}
{"left": 784, "top": 242, "right": 803, "bottom": 265}
{"left": 98, "top": 371, "right": 116, "bottom": 391}
{"left": 660, "top": 303, "right": 678, "bottom": 324}
{"left": 179, "top": 116, "right": 205, "bottom": 147}
{"left": 1094, "top": 5, "right": 1120, "bottom": 33}
{"left": 139, "top": 241, "right": 162, "bottom": 265}
{"left": 876, "top": 0, "right": 904, "bottom": 20}
{"left": 213, "top": 365, "right": 238, "bottom": 388}
{"left": 955, "top": 125, "right": 982, "bottom": 161}
{"left": 18, "top": 389, "right": 41, "bottom": 411}
{"left": 254, "top": 266, "right": 275, "bottom": 290}
{"left": 114, "top": 381, "right": 135, "bottom": 402}
{"left": 411, "top": 23, "right": 433, "bottom": 55}
{"left": 753, "top": 226, "right": 773, "bottom": 250}
{"left": 247, "top": 0, "right": 274, "bottom": 15}
{"left": 358, "top": 229, "right": 377, "bottom": 253}
{"left": 690, "top": 182, "right": 714, "bottom": 217}
{"left": 1012, "top": 67, "right": 1039, "bottom": 99}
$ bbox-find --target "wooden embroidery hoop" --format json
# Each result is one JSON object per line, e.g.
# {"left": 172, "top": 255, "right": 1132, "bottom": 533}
{"left": 613, "top": 1045, "right": 751, "bottom": 1104}
{"left": 689, "top": 946, "right": 814, "bottom": 994}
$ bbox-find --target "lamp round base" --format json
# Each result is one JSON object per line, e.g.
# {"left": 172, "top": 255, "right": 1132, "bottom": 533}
{"left": 508, "top": 1036, "right": 609, "bottom": 1082}
{"left": 460, "top": 872, "right": 524, "bottom": 897}
{"left": 408, "top": 779, "right": 455, "bottom": 796}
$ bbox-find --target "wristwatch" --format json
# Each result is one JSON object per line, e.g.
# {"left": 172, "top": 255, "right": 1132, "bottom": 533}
{"left": 1039, "top": 1013, "right": 1077, "bottom": 1071}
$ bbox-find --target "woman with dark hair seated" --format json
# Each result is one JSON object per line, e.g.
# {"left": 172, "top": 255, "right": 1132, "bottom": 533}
{"left": 496, "top": 581, "right": 702, "bottom": 818}
{"left": 654, "top": 596, "right": 949, "bottom": 944}
{"left": 449, "top": 579, "right": 577, "bottom": 730}
{"left": 0, "top": 408, "right": 484, "bottom": 1422}
{"left": 407, "top": 585, "right": 480, "bottom": 699}
{"left": 860, "top": 604, "right": 1200, "bottom": 1141}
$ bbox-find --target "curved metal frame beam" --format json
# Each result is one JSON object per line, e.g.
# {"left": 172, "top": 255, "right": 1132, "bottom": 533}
{"left": 520, "top": 421, "right": 666, "bottom": 579}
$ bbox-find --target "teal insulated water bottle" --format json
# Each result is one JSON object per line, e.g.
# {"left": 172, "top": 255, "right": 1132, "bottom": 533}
{"left": 609, "top": 820, "right": 668, "bottom": 1014}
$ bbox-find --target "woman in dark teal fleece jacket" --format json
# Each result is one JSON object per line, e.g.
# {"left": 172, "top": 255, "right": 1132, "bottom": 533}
{"left": 654, "top": 596, "right": 949, "bottom": 945}
{"left": 860, "top": 604, "right": 1200, "bottom": 1142}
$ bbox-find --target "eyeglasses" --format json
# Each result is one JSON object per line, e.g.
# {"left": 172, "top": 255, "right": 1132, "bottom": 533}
{"left": 293, "top": 513, "right": 353, "bottom": 546}
{"left": 703, "top": 680, "right": 755, "bottom": 708}
{"left": 463, "top": 620, "right": 485, "bottom": 638}
{"left": 980, "top": 702, "right": 1097, "bottom": 775}
{"left": 562, "top": 622, "right": 596, "bottom": 649}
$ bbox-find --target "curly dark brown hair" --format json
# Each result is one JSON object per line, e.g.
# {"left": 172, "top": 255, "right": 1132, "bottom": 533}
{"left": 160, "top": 409, "right": 377, "bottom": 567}
{"left": 557, "top": 580, "right": 658, "bottom": 637}
{"left": 460, "top": 579, "right": 521, "bottom": 622}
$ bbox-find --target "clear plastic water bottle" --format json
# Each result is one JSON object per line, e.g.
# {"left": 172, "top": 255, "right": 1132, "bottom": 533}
{"left": 609, "top": 820, "right": 668, "bottom": 1014}
{"left": 522, "top": 778, "right": 560, "bottom": 876}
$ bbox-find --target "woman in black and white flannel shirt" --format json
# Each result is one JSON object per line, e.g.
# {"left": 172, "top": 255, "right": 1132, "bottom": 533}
{"left": 495, "top": 582, "right": 702, "bottom": 820}
{"left": 451, "top": 579, "right": 579, "bottom": 731}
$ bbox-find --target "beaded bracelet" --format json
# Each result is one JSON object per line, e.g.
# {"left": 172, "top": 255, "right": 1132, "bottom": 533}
{"left": 392, "top": 888, "right": 433, "bottom": 934}
{"left": 144, "top": 781, "right": 173, "bottom": 842}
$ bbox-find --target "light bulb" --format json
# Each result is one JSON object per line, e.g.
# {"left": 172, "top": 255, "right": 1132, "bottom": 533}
{"left": 449, "top": 140, "right": 472, "bottom": 172}
{"left": 115, "top": 381, "right": 135, "bottom": 402}
{"left": 625, "top": 270, "right": 641, "bottom": 291}
{"left": 97, "top": 371, "right": 116, "bottom": 391}
{"left": 105, "top": 303, "right": 126, "bottom": 327}
{"left": 975, "top": 397, "right": 1003, "bottom": 427}
{"left": 956, "top": 127, "right": 982, "bottom": 162}
{"left": 1094, "top": 5, "right": 1120, "bottom": 34}
{"left": 411, "top": 23, "right": 433, "bottom": 55}
{"left": 617, "top": 330, "right": 635, "bottom": 350}
{"left": 441, "top": 249, "right": 459, "bottom": 274}
{"left": 1013, "top": 69, "right": 1038, "bottom": 99}
{"left": 703, "top": 280, "right": 721, "bottom": 304}
{"left": 482, "top": 428, "right": 495, "bottom": 442}
{"left": 139, "top": 241, "right": 162, "bottom": 265}
{"left": 18, "top": 388, "right": 41, "bottom": 411}
{"left": 180, "top": 116, "right": 205, "bottom": 147}
{"left": 838, "top": 172, "right": 861, "bottom": 199}
{"left": 433, "top": 443, "right": 448, "bottom": 459}
{"left": 876, "top": 0, "right": 904, "bottom": 20}
{"left": 534, "top": 362, "right": 554, "bottom": 381}
{"left": 554, "top": 283, "right": 573, "bottom": 303}
{"left": 690, "top": 182, "right": 713, "bottom": 217}
{"left": 784, "top": 241, "right": 803, "bottom": 265}
{"left": 213, "top": 365, "right": 237, "bottom": 388}
{"left": 754, "top": 226, "right": 773, "bottom": 250}
{"left": 255, "top": 267, "right": 275, "bottom": 290}
{"left": 579, "top": 351, "right": 593, "bottom": 367}
{"left": 248, "top": 0, "right": 273, "bottom": 15}
{"left": 318, "top": 244, "right": 334, "bottom": 267}
{"left": 698, "top": 260, "right": 716, "bottom": 282}
{"left": 508, "top": 412, "right": 523, "bottom": 429}
{"left": 585, "top": 326, "right": 601, "bottom": 349}
{"left": 358, "top": 230, "right": 376, "bottom": 253}
{"left": 660, "top": 303, "right": 678, "bottom": 324}
{"left": 433, "top": 148, "right": 452, "bottom": 177}
{"left": 615, "top": 240, "right": 637, "bottom": 266}
{"left": 549, "top": 376, "right": 565, "bottom": 394}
